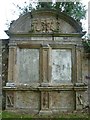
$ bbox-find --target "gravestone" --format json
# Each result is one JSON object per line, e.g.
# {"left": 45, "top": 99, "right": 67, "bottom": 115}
{"left": 3, "top": 9, "right": 88, "bottom": 115}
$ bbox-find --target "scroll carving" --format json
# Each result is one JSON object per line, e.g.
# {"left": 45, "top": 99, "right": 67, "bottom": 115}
{"left": 77, "top": 94, "right": 83, "bottom": 105}
{"left": 7, "top": 92, "right": 14, "bottom": 107}
{"left": 31, "top": 18, "right": 58, "bottom": 33}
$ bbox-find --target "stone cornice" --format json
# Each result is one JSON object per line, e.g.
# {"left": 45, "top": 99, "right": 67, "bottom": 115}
{"left": 6, "top": 31, "right": 86, "bottom": 38}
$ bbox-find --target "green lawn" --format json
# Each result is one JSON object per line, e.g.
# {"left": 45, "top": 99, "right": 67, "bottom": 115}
{"left": 1, "top": 111, "right": 89, "bottom": 119}
{"left": 2, "top": 111, "right": 32, "bottom": 118}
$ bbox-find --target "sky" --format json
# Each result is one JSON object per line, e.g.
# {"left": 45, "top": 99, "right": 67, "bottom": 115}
{"left": 0, "top": 0, "right": 89, "bottom": 39}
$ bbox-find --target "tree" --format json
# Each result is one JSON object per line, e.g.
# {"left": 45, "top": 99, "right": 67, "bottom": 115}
{"left": 14, "top": 1, "right": 86, "bottom": 22}
{"left": 36, "top": 2, "right": 53, "bottom": 9}
{"left": 53, "top": 2, "right": 86, "bottom": 22}
{"left": 82, "top": 35, "right": 90, "bottom": 53}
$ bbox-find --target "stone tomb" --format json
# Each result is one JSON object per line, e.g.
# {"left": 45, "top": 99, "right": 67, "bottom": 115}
{"left": 3, "top": 9, "right": 88, "bottom": 115}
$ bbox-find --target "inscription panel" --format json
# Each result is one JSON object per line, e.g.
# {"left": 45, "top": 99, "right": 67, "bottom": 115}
{"left": 52, "top": 49, "right": 72, "bottom": 83}
{"left": 15, "top": 91, "right": 40, "bottom": 109}
{"left": 17, "top": 49, "right": 39, "bottom": 83}
{"left": 51, "top": 91, "right": 75, "bottom": 111}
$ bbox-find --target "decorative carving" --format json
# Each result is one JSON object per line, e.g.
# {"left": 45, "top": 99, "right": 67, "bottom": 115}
{"left": 42, "top": 92, "right": 49, "bottom": 109}
{"left": 45, "top": 18, "right": 56, "bottom": 33}
{"left": 77, "top": 94, "right": 83, "bottom": 105}
{"left": 31, "top": 18, "right": 58, "bottom": 33}
{"left": 7, "top": 92, "right": 14, "bottom": 107}
{"left": 41, "top": 19, "right": 46, "bottom": 33}
{"left": 32, "top": 19, "right": 41, "bottom": 32}
{"left": 57, "top": 21, "right": 62, "bottom": 32}
{"left": 76, "top": 91, "right": 88, "bottom": 110}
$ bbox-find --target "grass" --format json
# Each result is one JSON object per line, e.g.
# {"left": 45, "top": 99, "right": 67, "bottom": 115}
{"left": 2, "top": 111, "right": 33, "bottom": 118}
{"left": 1, "top": 110, "right": 89, "bottom": 119}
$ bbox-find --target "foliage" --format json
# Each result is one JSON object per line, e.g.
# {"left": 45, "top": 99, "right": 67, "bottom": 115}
{"left": 53, "top": 2, "right": 86, "bottom": 22}
{"left": 36, "top": 2, "right": 54, "bottom": 9}
{"left": 14, "top": 1, "right": 86, "bottom": 22}
{"left": 13, "top": 2, "right": 34, "bottom": 16}
{"left": 82, "top": 39, "right": 90, "bottom": 53}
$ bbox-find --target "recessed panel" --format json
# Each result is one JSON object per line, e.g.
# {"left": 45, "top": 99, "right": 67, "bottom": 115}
{"left": 52, "top": 49, "right": 72, "bottom": 83}
{"left": 51, "top": 91, "right": 75, "bottom": 111}
{"left": 17, "top": 49, "right": 39, "bottom": 83}
{"left": 15, "top": 91, "right": 40, "bottom": 109}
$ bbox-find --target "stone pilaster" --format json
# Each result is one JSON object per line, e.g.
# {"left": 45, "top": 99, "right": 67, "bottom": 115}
{"left": 8, "top": 43, "right": 17, "bottom": 83}
{"left": 39, "top": 44, "right": 52, "bottom": 115}
{"left": 41, "top": 44, "right": 52, "bottom": 86}
{"left": 76, "top": 45, "right": 82, "bottom": 83}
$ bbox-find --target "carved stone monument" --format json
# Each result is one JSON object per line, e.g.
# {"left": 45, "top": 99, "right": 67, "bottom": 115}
{"left": 3, "top": 9, "right": 88, "bottom": 115}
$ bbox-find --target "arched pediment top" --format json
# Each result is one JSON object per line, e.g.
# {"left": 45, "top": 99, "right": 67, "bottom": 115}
{"left": 8, "top": 9, "right": 84, "bottom": 36}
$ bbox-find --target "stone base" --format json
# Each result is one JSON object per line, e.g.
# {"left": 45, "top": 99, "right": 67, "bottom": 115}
{"left": 39, "top": 110, "right": 52, "bottom": 115}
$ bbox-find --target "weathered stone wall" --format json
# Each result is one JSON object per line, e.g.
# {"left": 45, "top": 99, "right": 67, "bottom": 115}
{"left": 3, "top": 10, "right": 88, "bottom": 115}
{"left": 2, "top": 39, "right": 9, "bottom": 110}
